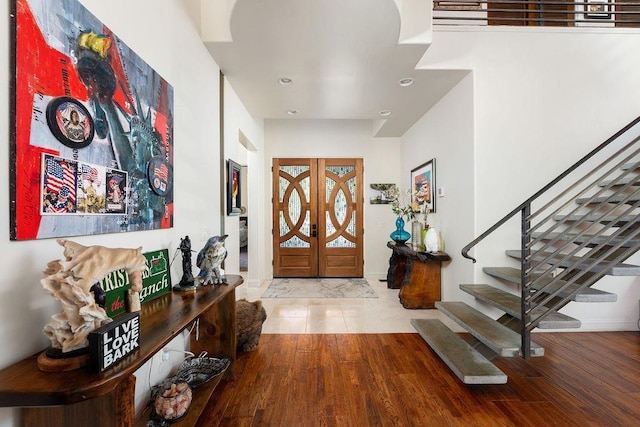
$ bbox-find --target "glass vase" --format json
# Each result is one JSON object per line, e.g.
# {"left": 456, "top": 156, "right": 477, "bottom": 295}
{"left": 411, "top": 220, "right": 423, "bottom": 249}
{"left": 390, "top": 217, "right": 410, "bottom": 244}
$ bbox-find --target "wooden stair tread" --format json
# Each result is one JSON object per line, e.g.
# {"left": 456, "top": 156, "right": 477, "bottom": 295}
{"left": 505, "top": 249, "right": 640, "bottom": 276}
{"left": 483, "top": 266, "right": 618, "bottom": 302}
{"left": 435, "top": 301, "right": 544, "bottom": 357}
{"left": 411, "top": 319, "right": 507, "bottom": 385}
{"left": 459, "top": 284, "right": 581, "bottom": 329}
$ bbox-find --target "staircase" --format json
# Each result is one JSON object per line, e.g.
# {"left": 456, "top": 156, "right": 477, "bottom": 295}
{"left": 412, "top": 116, "right": 640, "bottom": 384}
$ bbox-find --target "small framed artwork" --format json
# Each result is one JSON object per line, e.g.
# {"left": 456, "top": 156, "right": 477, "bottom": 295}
{"left": 585, "top": 0, "right": 611, "bottom": 19}
{"left": 411, "top": 159, "right": 436, "bottom": 213}
{"left": 369, "top": 183, "right": 398, "bottom": 204}
{"left": 227, "top": 159, "right": 242, "bottom": 216}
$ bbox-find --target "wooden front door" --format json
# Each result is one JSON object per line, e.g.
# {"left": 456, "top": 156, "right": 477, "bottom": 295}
{"left": 273, "top": 158, "right": 363, "bottom": 278}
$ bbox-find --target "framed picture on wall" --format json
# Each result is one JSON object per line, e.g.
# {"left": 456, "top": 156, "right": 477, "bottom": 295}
{"left": 585, "top": 0, "right": 611, "bottom": 19}
{"left": 227, "top": 159, "right": 242, "bottom": 215}
{"left": 369, "top": 183, "right": 398, "bottom": 204}
{"left": 411, "top": 159, "right": 436, "bottom": 213}
{"left": 9, "top": 0, "right": 174, "bottom": 240}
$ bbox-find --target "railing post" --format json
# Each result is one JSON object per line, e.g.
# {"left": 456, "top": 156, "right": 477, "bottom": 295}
{"left": 521, "top": 203, "right": 532, "bottom": 360}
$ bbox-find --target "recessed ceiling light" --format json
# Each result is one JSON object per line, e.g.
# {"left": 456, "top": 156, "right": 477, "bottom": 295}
{"left": 379, "top": 110, "right": 391, "bottom": 116}
{"left": 399, "top": 78, "right": 414, "bottom": 87}
{"left": 286, "top": 109, "right": 298, "bottom": 115}
{"left": 278, "top": 77, "right": 293, "bottom": 86}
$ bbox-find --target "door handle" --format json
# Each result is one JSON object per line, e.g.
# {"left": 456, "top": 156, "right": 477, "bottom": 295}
{"left": 311, "top": 224, "right": 317, "bottom": 237}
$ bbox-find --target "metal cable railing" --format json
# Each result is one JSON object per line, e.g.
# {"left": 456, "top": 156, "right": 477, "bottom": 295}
{"left": 434, "top": 0, "right": 640, "bottom": 27}
{"left": 462, "top": 116, "right": 640, "bottom": 358}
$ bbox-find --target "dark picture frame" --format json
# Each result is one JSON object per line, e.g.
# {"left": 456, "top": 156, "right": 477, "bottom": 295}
{"left": 227, "top": 159, "right": 242, "bottom": 216}
{"left": 585, "top": 0, "right": 611, "bottom": 19}
{"left": 411, "top": 159, "right": 436, "bottom": 213}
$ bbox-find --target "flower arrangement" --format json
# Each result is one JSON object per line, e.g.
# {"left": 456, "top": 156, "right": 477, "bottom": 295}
{"left": 390, "top": 189, "right": 420, "bottom": 221}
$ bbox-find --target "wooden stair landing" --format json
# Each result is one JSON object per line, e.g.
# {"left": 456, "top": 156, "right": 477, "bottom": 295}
{"left": 410, "top": 319, "right": 507, "bottom": 385}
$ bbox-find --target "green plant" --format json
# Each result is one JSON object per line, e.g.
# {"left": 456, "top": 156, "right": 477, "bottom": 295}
{"left": 391, "top": 189, "right": 420, "bottom": 221}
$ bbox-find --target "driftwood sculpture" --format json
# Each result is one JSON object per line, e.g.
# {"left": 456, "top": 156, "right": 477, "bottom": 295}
{"left": 41, "top": 239, "right": 147, "bottom": 353}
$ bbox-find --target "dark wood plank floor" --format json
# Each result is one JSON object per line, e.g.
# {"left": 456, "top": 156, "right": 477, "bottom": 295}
{"left": 198, "top": 332, "right": 640, "bottom": 426}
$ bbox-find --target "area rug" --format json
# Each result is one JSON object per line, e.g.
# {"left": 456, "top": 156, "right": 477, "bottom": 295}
{"left": 262, "top": 278, "right": 378, "bottom": 298}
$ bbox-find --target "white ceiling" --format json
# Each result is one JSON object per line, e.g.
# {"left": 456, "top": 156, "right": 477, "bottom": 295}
{"left": 198, "top": 0, "right": 469, "bottom": 138}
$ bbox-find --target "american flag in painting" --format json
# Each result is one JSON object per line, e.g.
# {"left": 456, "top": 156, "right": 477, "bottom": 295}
{"left": 82, "top": 164, "right": 98, "bottom": 182}
{"left": 154, "top": 163, "right": 169, "bottom": 181}
{"left": 45, "top": 157, "right": 77, "bottom": 203}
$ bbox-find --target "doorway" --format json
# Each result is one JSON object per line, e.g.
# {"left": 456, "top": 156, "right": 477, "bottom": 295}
{"left": 239, "top": 165, "right": 248, "bottom": 272}
{"left": 272, "top": 158, "right": 363, "bottom": 278}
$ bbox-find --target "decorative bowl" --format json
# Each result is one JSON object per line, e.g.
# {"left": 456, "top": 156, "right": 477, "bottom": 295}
{"left": 175, "top": 356, "right": 230, "bottom": 388}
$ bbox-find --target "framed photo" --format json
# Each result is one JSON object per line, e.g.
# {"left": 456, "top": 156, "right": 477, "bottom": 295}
{"left": 411, "top": 159, "right": 436, "bottom": 213}
{"left": 369, "top": 183, "right": 398, "bottom": 205}
{"left": 227, "top": 159, "right": 242, "bottom": 216}
{"left": 585, "top": 0, "right": 611, "bottom": 19}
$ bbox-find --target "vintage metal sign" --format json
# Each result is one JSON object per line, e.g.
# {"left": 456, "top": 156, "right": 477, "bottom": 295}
{"left": 100, "top": 249, "right": 172, "bottom": 317}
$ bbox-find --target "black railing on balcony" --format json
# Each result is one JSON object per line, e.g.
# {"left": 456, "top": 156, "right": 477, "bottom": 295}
{"left": 434, "top": 0, "right": 640, "bottom": 27}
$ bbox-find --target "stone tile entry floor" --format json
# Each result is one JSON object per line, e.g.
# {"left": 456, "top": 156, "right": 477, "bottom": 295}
{"left": 236, "top": 275, "right": 464, "bottom": 334}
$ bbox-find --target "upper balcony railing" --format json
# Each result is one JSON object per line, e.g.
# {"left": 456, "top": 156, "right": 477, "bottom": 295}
{"left": 433, "top": 0, "right": 640, "bottom": 27}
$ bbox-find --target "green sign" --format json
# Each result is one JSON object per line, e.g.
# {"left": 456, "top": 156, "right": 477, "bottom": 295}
{"left": 100, "top": 249, "right": 172, "bottom": 318}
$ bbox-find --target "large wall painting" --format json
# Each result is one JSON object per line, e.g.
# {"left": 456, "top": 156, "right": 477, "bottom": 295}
{"left": 10, "top": 0, "right": 174, "bottom": 240}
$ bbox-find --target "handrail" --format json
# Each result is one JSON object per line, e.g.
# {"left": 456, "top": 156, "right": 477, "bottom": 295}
{"left": 461, "top": 115, "right": 640, "bottom": 263}
{"left": 459, "top": 114, "right": 640, "bottom": 360}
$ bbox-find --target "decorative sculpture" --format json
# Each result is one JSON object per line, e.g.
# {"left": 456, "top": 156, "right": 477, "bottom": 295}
{"left": 175, "top": 235, "right": 196, "bottom": 290}
{"left": 236, "top": 299, "right": 267, "bottom": 352}
{"left": 196, "top": 235, "right": 228, "bottom": 285}
{"left": 40, "top": 239, "right": 148, "bottom": 355}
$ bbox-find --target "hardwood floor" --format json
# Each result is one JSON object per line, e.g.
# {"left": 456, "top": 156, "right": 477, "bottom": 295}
{"left": 198, "top": 332, "right": 640, "bottom": 426}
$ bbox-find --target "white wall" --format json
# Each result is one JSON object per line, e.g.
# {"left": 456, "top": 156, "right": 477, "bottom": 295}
{"left": 401, "top": 73, "right": 475, "bottom": 304}
{"left": 264, "top": 119, "right": 402, "bottom": 279}
{"left": 411, "top": 26, "right": 640, "bottom": 330}
{"left": 223, "top": 79, "right": 266, "bottom": 287}
{"left": 0, "top": 0, "right": 262, "bottom": 425}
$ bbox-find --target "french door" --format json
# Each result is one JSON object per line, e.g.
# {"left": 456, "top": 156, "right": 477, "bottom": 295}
{"left": 272, "top": 158, "right": 363, "bottom": 277}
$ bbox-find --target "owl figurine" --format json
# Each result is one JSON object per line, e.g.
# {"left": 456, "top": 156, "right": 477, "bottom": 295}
{"left": 196, "top": 235, "right": 229, "bottom": 285}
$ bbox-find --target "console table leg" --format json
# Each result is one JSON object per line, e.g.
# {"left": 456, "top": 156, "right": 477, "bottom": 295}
{"left": 22, "top": 374, "right": 136, "bottom": 427}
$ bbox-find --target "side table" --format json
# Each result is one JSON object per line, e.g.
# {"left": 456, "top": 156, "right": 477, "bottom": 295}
{"left": 386, "top": 242, "right": 451, "bottom": 309}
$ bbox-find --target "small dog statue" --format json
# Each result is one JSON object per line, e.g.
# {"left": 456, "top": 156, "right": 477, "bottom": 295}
{"left": 236, "top": 299, "right": 267, "bottom": 352}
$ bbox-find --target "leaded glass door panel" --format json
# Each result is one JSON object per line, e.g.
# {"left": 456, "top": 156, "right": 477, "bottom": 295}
{"left": 318, "top": 158, "right": 363, "bottom": 277}
{"left": 272, "top": 158, "right": 363, "bottom": 277}
{"left": 272, "top": 158, "right": 318, "bottom": 277}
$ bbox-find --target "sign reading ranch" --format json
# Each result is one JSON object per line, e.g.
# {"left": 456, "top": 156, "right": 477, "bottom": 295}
{"left": 100, "top": 249, "right": 172, "bottom": 317}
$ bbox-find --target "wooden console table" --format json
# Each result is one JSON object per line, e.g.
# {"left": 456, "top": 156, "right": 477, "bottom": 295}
{"left": 0, "top": 275, "right": 243, "bottom": 427}
{"left": 386, "top": 242, "right": 450, "bottom": 309}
